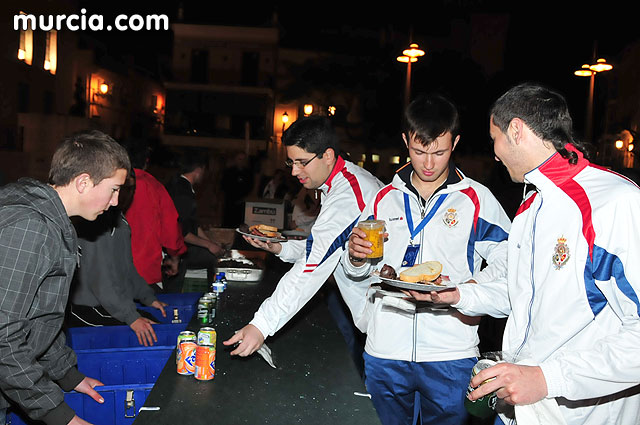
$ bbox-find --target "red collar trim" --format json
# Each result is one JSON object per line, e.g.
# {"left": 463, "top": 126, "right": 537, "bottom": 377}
{"left": 324, "top": 156, "right": 345, "bottom": 191}
{"left": 537, "top": 144, "right": 589, "bottom": 186}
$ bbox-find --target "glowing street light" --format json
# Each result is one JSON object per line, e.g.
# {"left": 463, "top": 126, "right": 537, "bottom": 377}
{"left": 99, "top": 82, "right": 110, "bottom": 95}
{"left": 574, "top": 56, "right": 613, "bottom": 144}
{"left": 589, "top": 58, "right": 613, "bottom": 73}
{"left": 403, "top": 43, "right": 425, "bottom": 58}
{"left": 574, "top": 64, "right": 593, "bottom": 77}
{"left": 281, "top": 111, "right": 289, "bottom": 133}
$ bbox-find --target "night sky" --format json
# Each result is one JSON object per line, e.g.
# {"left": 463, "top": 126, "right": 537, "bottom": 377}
{"left": 74, "top": 1, "right": 639, "bottom": 155}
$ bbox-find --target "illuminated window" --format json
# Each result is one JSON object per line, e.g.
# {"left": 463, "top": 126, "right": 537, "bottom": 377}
{"left": 18, "top": 12, "right": 33, "bottom": 65}
{"left": 406, "top": 157, "right": 411, "bottom": 163}
{"left": 303, "top": 104, "right": 313, "bottom": 116}
{"left": 371, "top": 154, "right": 380, "bottom": 163}
{"left": 44, "top": 30, "right": 57, "bottom": 74}
{"left": 357, "top": 161, "right": 364, "bottom": 167}
{"left": 361, "top": 153, "right": 366, "bottom": 162}
{"left": 390, "top": 156, "right": 400, "bottom": 164}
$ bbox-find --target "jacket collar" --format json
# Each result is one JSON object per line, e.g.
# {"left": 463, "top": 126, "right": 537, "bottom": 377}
{"left": 320, "top": 155, "right": 346, "bottom": 194}
{"left": 524, "top": 144, "right": 589, "bottom": 188}
{"left": 394, "top": 161, "right": 465, "bottom": 200}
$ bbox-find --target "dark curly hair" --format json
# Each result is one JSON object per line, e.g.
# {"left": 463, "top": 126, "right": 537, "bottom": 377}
{"left": 490, "top": 83, "right": 589, "bottom": 164}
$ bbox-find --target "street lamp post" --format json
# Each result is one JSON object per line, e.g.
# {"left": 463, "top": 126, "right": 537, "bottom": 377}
{"left": 397, "top": 43, "right": 425, "bottom": 110}
{"left": 574, "top": 57, "right": 613, "bottom": 145}
{"left": 281, "top": 111, "right": 289, "bottom": 134}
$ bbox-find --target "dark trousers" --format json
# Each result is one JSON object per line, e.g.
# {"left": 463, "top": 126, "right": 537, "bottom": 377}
{"left": 324, "top": 282, "right": 365, "bottom": 377}
{"left": 163, "top": 243, "right": 217, "bottom": 293}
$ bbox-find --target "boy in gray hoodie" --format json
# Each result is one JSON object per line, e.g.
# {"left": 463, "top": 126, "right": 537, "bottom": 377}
{"left": 0, "top": 130, "right": 130, "bottom": 425}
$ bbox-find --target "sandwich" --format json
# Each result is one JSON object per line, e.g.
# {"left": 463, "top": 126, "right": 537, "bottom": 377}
{"left": 249, "top": 224, "right": 279, "bottom": 238}
{"left": 398, "top": 261, "right": 443, "bottom": 285}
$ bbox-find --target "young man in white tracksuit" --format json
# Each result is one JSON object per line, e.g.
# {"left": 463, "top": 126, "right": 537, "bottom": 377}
{"left": 223, "top": 116, "right": 383, "bottom": 362}
{"left": 345, "top": 94, "right": 511, "bottom": 425}
{"left": 418, "top": 83, "right": 640, "bottom": 425}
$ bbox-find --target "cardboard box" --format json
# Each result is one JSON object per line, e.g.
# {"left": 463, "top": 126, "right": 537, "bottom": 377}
{"left": 244, "top": 198, "right": 285, "bottom": 229}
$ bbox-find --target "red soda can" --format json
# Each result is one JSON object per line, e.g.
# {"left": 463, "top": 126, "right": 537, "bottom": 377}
{"left": 177, "top": 340, "right": 197, "bottom": 375}
{"left": 194, "top": 343, "right": 215, "bottom": 380}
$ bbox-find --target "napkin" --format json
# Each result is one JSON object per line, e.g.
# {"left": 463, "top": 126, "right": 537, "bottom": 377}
{"left": 511, "top": 356, "right": 567, "bottom": 425}
{"left": 372, "top": 286, "right": 449, "bottom": 313}
{"left": 232, "top": 330, "right": 276, "bottom": 368}
{"left": 257, "top": 343, "right": 277, "bottom": 368}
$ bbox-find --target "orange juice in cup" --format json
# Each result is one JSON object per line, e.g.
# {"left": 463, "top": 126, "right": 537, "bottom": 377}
{"left": 357, "top": 220, "right": 385, "bottom": 259}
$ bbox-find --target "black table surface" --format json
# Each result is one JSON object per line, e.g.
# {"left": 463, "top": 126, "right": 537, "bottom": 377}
{"left": 133, "top": 266, "right": 381, "bottom": 425}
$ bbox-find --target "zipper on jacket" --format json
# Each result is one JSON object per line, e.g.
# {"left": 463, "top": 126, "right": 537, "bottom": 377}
{"left": 411, "top": 192, "right": 441, "bottom": 361}
{"left": 515, "top": 195, "right": 543, "bottom": 360}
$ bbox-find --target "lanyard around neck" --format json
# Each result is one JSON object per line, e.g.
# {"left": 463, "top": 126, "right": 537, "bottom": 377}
{"left": 403, "top": 192, "right": 448, "bottom": 241}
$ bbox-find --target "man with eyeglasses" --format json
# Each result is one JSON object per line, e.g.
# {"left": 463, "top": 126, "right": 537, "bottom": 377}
{"left": 223, "top": 116, "right": 383, "bottom": 368}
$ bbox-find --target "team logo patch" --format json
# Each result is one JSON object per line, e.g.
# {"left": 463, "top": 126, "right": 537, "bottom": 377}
{"left": 552, "top": 236, "right": 570, "bottom": 269}
{"left": 443, "top": 208, "right": 458, "bottom": 227}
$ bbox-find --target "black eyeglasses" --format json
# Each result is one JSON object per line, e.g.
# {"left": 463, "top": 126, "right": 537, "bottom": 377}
{"left": 285, "top": 154, "right": 317, "bottom": 168}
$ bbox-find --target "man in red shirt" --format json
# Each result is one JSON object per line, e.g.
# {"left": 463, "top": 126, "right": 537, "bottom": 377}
{"left": 123, "top": 140, "right": 187, "bottom": 290}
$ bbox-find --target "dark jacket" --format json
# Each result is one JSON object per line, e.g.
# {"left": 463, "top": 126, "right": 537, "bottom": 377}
{"left": 0, "top": 178, "right": 85, "bottom": 425}
{"left": 72, "top": 209, "right": 158, "bottom": 325}
{"left": 165, "top": 174, "right": 198, "bottom": 236}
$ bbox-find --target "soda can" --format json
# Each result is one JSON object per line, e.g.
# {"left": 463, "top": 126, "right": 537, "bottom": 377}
{"left": 464, "top": 358, "right": 498, "bottom": 418}
{"left": 197, "top": 327, "right": 217, "bottom": 346}
{"left": 205, "top": 292, "right": 217, "bottom": 320}
{"left": 177, "top": 339, "right": 197, "bottom": 375}
{"left": 175, "top": 331, "right": 195, "bottom": 364}
{"left": 197, "top": 297, "right": 210, "bottom": 324}
{"left": 195, "top": 343, "right": 216, "bottom": 380}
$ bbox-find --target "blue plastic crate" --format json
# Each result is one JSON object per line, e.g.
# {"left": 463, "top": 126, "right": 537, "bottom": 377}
{"left": 154, "top": 292, "right": 203, "bottom": 305}
{"left": 75, "top": 346, "right": 173, "bottom": 386}
{"left": 7, "top": 383, "right": 153, "bottom": 425}
{"left": 136, "top": 292, "right": 201, "bottom": 324}
{"left": 66, "top": 323, "right": 188, "bottom": 350}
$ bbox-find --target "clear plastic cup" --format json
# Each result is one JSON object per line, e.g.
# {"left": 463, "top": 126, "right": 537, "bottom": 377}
{"left": 357, "top": 220, "right": 385, "bottom": 259}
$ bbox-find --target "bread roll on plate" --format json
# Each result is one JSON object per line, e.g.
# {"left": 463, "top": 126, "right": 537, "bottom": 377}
{"left": 398, "top": 261, "right": 442, "bottom": 283}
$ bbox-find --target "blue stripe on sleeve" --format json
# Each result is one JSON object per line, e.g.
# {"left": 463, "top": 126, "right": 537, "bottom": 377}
{"left": 589, "top": 245, "right": 640, "bottom": 316}
{"left": 318, "top": 217, "right": 360, "bottom": 266}
{"left": 305, "top": 233, "right": 314, "bottom": 262}
{"left": 466, "top": 217, "right": 509, "bottom": 273}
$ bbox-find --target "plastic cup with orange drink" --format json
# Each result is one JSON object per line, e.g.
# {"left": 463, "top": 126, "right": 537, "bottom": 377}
{"left": 356, "top": 220, "right": 386, "bottom": 259}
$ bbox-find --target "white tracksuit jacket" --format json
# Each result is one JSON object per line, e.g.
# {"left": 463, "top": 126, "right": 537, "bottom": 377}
{"left": 342, "top": 163, "right": 510, "bottom": 362}
{"left": 250, "top": 156, "right": 383, "bottom": 338}
{"left": 455, "top": 146, "right": 640, "bottom": 425}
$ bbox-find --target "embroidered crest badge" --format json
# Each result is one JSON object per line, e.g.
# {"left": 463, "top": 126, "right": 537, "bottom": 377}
{"left": 443, "top": 208, "right": 458, "bottom": 227}
{"left": 552, "top": 236, "right": 570, "bottom": 270}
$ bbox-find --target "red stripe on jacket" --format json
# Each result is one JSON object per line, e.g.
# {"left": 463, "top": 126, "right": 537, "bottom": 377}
{"left": 460, "top": 187, "right": 480, "bottom": 233}
{"left": 516, "top": 192, "right": 538, "bottom": 217}
{"left": 538, "top": 144, "right": 595, "bottom": 260}
{"left": 324, "top": 156, "right": 366, "bottom": 211}
{"left": 373, "top": 185, "right": 396, "bottom": 219}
